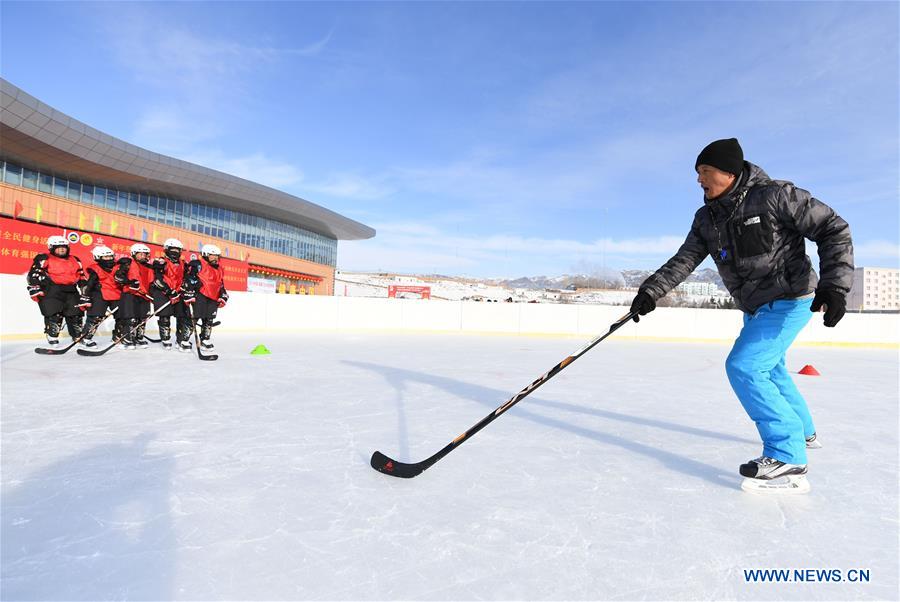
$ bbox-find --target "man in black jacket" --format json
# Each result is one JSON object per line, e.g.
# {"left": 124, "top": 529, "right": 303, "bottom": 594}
{"left": 630, "top": 138, "right": 853, "bottom": 494}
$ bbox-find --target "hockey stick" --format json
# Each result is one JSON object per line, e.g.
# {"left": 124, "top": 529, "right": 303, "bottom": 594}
{"left": 370, "top": 310, "right": 638, "bottom": 478}
{"left": 35, "top": 307, "right": 119, "bottom": 356}
{"left": 76, "top": 300, "right": 172, "bottom": 357}
{"left": 140, "top": 320, "right": 217, "bottom": 343}
{"left": 187, "top": 304, "right": 218, "bottom": 361}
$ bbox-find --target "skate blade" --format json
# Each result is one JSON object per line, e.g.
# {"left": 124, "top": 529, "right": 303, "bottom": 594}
{"left": 741, "top": 474, "right": 810, "bottom": 495}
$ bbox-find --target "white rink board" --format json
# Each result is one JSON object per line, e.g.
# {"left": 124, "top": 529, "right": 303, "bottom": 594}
{"left": 2, "top": 275, "right": 898, "bottom": 345}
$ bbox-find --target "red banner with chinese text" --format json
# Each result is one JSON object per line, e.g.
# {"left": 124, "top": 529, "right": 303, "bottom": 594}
{"left": 0, "top": 217, "right": 248, "bottom": 291}
{"left": 388, "top": 285, "right": 431, "bottom": 299}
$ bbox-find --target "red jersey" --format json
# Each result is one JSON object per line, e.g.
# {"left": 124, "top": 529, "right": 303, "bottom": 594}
{"left": 87, "top": 262, "right": 122, "bottom": 301}
{"left": 158, "top": 258, "right": 185, "bottom": 291}
{"left": 44, "top": 255, "right": 84, "bottom": 286}
{"left": 122, "top": 259, "right": 154, "bottom": 298}
{"left": 197, "top": 259, "right": 225, "bottom": 300}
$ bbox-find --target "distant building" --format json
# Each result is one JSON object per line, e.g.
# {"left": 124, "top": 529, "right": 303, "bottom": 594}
{"left": 675, "top": 281, "right": 720, "bottom": 296}
{"left": 847, "top": 267, "right": 900, "bottom": 311}
{"left": 0, "top": 79, "right": 374, "bottom": 295}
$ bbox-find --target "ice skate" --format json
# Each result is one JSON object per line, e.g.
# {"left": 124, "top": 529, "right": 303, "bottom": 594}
{"left": 45, "top": 335, "right": 59, "bottom": 346}
{"left": 741, "top": 473, "right": 810, "bottom": 495}
{"left": 200, "top": 339, "right": 215, "bottom": 351}
{"left": 739, "top": 455, "right": 807, "bottom": 479}
{"left": 739, "top": 456, "right": 810, "bottom": 495}
{"left": 178, "top": 341, "right": 193, "bottom": 353}
{"left": 161, "top": 340, "right": 173, "bottom": 350}
{"left": 80, "top": 338, "right": 97, "bottom": 348}
{"left": 805, "top": 433, "right": 822, "bottom": 449}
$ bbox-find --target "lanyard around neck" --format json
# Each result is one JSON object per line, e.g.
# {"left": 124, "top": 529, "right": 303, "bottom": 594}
{"left": 709, "top": 188, "right": 748, "bottom": 261}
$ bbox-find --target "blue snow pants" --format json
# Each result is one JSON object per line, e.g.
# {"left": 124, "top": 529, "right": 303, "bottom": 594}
{"left": 725, "top": 298, "right": 814, "bottom": 465}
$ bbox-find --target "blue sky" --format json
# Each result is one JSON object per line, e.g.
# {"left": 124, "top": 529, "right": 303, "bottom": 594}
{"left": 2, "top": 1, "right": 897, "bottom": 278}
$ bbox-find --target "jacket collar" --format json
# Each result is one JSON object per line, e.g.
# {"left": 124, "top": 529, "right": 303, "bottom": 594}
{"left": 703, "top": 162, "right": 769, "bottom": 218}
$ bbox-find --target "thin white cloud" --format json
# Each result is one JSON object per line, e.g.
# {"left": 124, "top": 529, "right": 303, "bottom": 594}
{"left": 183, "top": 151, "right": 306, "bottom": 189}
{"left": 338, "top": 221, "right": 689, "bottom": 276}
{"left": 303, "top": 172, "right": 394, "bottom": 201}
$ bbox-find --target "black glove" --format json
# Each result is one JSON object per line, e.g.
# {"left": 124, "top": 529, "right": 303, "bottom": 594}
{"left": 181, "top": 287, "right": 197, "bottom": 305}
{"left": 27, "top": 269, "right": 47, "bottom": 286}
{"left": 629, "top": 291, "right": 656, "bottom": 322}
{"left": 76, "top": 295, "right": 92, "bottom": 311}
{"left": 811, "top": 289, "right": 846, "bottom": 328}
{"left": 27, "top": 284, "right": 44, "bottom": 302}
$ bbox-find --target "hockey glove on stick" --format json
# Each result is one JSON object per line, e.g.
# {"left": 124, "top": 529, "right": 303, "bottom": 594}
{"left": 629, "top": 291, "right": 656, "bottom": 322}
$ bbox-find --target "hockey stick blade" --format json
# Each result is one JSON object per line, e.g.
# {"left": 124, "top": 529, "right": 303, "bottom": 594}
{"left": 370, "top": 451, "right": 430, "bottom": 478}
{"left": 35, "top": 344, "right": 76, "bottom": 356}
{"left": 197, "top": 349, "right": 218, "bottom": 361}
{"left": 76, "top": 343, "right": 116, "bottom": 357}
{"left": 370, "top": 310, "right": 637, "bottom": 479}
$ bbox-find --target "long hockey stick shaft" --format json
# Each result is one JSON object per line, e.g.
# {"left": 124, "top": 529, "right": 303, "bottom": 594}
{"left": 187, "top": 303, "right": 218, "bottom": 361}
{"left": 371, "top": 310, "right": 638, "bottom": 477}
{"left": 77, "top": 299, "right": 172, "bottom": 356}
{"left": 34, "top": 307, "right": 119, "bottom": 355}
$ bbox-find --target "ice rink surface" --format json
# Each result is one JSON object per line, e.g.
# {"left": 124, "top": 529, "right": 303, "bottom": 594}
{"left": 2, "top": 332, "right": 898, "bottom": 601}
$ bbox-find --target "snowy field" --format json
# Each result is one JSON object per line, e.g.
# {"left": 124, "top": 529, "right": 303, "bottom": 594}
{"left": 1, "top": 332, "right": 897, "bottom": 601}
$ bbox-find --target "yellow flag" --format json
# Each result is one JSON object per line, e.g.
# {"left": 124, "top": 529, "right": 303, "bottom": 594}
{"left": 110, "top": 220, "right": 118, "bottom": 235}
{"left": 152, "top": 230, "right": 158, "bottom": 243}
{"left": 93, "top": 215, "right": 102, "bottom": 231}
{"left": 79, "top": 212, "right": 86, "bottom": 229}
{"left": 35, "top": 203, "right": 43, "bottom": 223}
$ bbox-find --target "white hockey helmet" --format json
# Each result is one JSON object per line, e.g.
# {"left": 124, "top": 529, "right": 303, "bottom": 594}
{"left": 47, "top": 235, "right": 69, "bottom": 249}
{"left": 91, "top": 245, "right": 115, "bottom": 260}
{"left": 130, "top": 243, "right": 151, "bottom": 256}
{"left": 163, "top": 238, "right": 183, "bottom": 250}
{"left": 201, "top": 243, "right": 221, "bottom": 257}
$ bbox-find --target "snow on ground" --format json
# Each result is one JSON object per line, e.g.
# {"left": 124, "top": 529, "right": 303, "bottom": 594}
{"left": 1, "top": 333, "right": 897, "bottom": 601}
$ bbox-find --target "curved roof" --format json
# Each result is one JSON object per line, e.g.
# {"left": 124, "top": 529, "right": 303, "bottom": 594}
{"left": 0, "top": 78, "right": 374, "bottom": 241}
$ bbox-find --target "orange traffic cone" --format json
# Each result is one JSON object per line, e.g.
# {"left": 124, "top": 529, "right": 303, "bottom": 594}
{"left": 798, "top": 364, "right": 820, "bottom": 376}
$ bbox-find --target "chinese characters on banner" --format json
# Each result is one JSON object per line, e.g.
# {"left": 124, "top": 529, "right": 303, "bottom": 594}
{"left": 0, "top": 217, "right": 248, "bottom": 291}
{"left": 388, "top": 285, "right": 431, "bottom": 299}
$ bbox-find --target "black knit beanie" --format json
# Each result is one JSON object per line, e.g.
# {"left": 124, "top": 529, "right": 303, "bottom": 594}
{"left": 695, "top": 138, "right": 744, "bottom": 176}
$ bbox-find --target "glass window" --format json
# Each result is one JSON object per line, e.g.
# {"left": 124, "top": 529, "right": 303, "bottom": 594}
{"left": 163, "top": 198, "right": 174, "bottom": 226}
{"left": 3, "top": 162, "right": 22, "bottom": 186}
{"left": 67, "top": 181, "right": 82, "bottom": 201}
{"left": 53, "top": 176, "right": 68, "bottom": 197}
{"left": 126, "top": 192, "right": 138, "bottom": 216}
{"left": 38, "top": 173, "right": 53, "bottom": 193}
{"left": 148, "top": 195, "right": 159, "bottom": 222}
{"left": 81, "top": 184, "right": 94, "bottom": 204}
{"left": 137, "top": 194, "right": 149, "bottom": 218}
{"left": 22, "top": 167, "right": 38, "bottom": 189}
{"left": 174, "top": 199, "right": 184, "bottom": 228}
{"left": 94, "top": 186, "right": 107, "bottom": 207}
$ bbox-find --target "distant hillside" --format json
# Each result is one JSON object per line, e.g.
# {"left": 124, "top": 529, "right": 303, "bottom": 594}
{"left": 622, "top": 267, "right": 723, "bottom": 289}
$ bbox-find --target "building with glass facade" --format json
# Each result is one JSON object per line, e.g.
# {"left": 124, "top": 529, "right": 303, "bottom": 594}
{"left": 0, "top": 78, "right": 374, "bottom": 295}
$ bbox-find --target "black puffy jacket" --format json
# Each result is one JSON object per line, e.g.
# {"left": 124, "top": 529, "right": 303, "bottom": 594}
{"left": 639, "top": 162, "right": 854, "bottom": 313}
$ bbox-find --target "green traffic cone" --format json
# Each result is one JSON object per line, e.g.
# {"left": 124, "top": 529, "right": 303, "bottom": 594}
{"left": 250, "top": 344, "right": 271, "bottom": 355}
